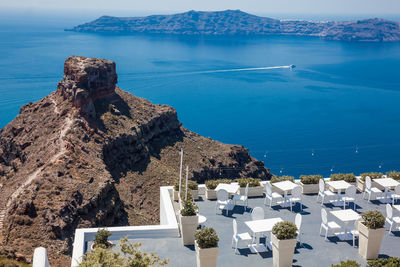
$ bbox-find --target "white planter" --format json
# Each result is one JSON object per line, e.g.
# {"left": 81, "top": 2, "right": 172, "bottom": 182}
{"left": 192, "top": 189, "right": 199, "bottom": 200}
{"left": 206, "top": 189, "right": 217, "bottom": 200}
{"left": 271, "top": 234, "right": 297, "bottom": 267}
{"left": 195, "top": 241, "right": 218, "bottom": 267}
{"left": 179, "top": 215, "right": 198, "bottom": 246}
{"left": 239, "top": 185, "right": 264, "bottom": 197}
{"left": 299, "top": 182, "right": 319, "bottom": 194}
{"left": 356, "top": 178, "right": 365, "bottom": 192}
{"left": 358, "top": 221, "right": 385, "bottom": 260}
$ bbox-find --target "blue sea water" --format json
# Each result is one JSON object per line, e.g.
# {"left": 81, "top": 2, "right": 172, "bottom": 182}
{"left": 1, "top": 15, "right": 400, "bottom": 178}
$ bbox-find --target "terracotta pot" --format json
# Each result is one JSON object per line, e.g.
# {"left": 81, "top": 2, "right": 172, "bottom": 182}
{"left": 205, "top": 189, "right": 217, "bottom": 200}
{"left": 358, "top": 221, "right": 385, "bottom": 260}
{"left": 179, "top": 215, "right": 198, "bottom": 246}
{"left": 299, "top": 182, "right": 319, "bottom": 194}
{"left": 239, "top": 185, "right": 264, "bottom": 197}
{"left": 195, "top": 241, "right": 218, "bottom": 267}
{"left": 271, "top": 234, "right": 297, "bottom": 267}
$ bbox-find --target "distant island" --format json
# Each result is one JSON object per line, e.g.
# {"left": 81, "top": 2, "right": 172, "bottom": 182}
{"left": 67, "top": 10, "right": 400, "bottom": 42}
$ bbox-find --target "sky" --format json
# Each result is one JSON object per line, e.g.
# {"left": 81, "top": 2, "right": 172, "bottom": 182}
{"left": 1, "top": 0, "right": 400, "bottom": 19}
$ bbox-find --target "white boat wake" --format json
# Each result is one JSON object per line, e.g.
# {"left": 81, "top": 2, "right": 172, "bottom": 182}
{"left": 184, "top": 65, "right": 295, "bottom": 75}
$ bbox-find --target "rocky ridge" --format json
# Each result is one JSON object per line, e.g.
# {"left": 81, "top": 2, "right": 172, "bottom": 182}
{"left": 67, "top": 10, "right": 400, "bottom": 42}
{"left": 0, "top": 56, "right": 270, "bottom": 266}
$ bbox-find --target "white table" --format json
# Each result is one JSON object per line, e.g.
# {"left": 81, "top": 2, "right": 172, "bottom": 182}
{"left": 198, "top": 215, "right": 207, "bottom": 228}
{"left": 245, "top": 217, "right": 283, "bottom": 253}
{"left": 326, "top": 180, "right": 351, "bottom": 207}
{"left": 215, "top": 183, "right": 240, "bottom": 195}
{"left": 374, "top": 178, "right": 400, "bottom": 203}
{"left": 272, "top": 180, "right": 298, "bottom": 207}
{"left": 394, "top": 205, "right": 400, "bottom": 213}
{"left": 330, "top": 209, "right": 360, "bottom": 240}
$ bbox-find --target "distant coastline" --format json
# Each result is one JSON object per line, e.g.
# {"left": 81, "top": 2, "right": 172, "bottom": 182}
{"left": 66, "top": 9, "right": 400, "bottom": 42}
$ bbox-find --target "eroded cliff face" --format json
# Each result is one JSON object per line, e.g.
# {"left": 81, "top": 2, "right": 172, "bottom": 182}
{"left": 0, "top": 56, "right": 271, "bottom": 266}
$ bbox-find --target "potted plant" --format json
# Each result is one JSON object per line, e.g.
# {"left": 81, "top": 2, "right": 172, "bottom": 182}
{"left": 329, "top": 173, "right": 357, "bottom": 192}
{"left": 195, "top": 227, "right": 219, "bottom": 267}
{"left": 331, "top": 260, "right": 361, "bottom": 267}
{"left": 299, "top": 175, "right": 322, "bottom": 194}
{"left": 270, "top": 176, "right": 295, "bottom": 195}
{"left": 179, "top": 200, "right": 198, "bottom": 246}
{"left": 205, "top": 179, "right": 231, "bottom": 200}
{"left": 386, "top": 171, "right": 400, "bottom": 181}
{"left": 358, "top": 210, "right": 386, "bottom": 260}
{"left": 91, "top": 228, "right": 113, "bottom": 250}
{"left": 188, "top": 181, "right": 199, "bottom": 200}
{"left": 236, "top": 178, "right": 263, "bottom": 197}
{"left": 367, "top": 257, "right": 400, "bottom": 266}
{"left": 330, "top": 173, "right": 356, "bottom": 184}
{"left": 271, "top": 221, "right": 298, "bottom": 267}
{"left": 357, "top": 173, "right": 383, "bottom": 192}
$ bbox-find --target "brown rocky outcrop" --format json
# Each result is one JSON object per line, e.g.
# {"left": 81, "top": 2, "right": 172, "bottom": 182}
{"left": 0, "top": 56, "right": 271, "bottom": 266}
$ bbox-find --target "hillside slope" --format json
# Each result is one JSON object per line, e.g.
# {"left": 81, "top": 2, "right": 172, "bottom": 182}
{"left": 0, "top": 56, "right": 270, "bottom": 266}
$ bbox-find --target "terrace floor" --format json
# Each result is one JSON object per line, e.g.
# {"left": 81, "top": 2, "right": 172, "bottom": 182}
{"left": 88, "top": 191, "right": 400, "bottom": 266}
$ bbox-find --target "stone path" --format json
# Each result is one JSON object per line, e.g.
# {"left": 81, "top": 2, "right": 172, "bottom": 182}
{"left": 0, "top": 95, "right": 74, "bottom": 242}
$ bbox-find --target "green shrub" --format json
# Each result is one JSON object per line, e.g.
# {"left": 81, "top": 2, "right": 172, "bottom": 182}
{"left": 270, "top": 175, "right": 295, "bottom": 184}
{"left": 367, "top": 257, "right": 400, "bottom": 267}
{"left": 94, "top": 229, "right": 112, "bottom": 249}
{"left": 175, "top": 180, "right": 198, "bottom": 193}
{"left": 361, "top": 172, "right": 383, "bottom": 182}
{"left": 272, "top": 221, "right": 298, "bottom": 240}
{"left": 361, "top": 210, "right": 385, "bottom": 229}
{"left": 187, "top": 180, "right": 198, "bottom": 190}
{"left": 180, "top": 200, "right": 198, "bottom": 216}
{"left": 0, "top": 257, "right": 30, "bottom": 267}
{"left": 332, "top": 259, "right": 361, "bottom": 267}
{"left": 79, "top": 238, "right": 168, "bottom": 266}
{"left": 205, "top": 179, "right": 231, "bottom": 190}
{"left": 180, "top": 188, "right": 193, "bottom": 201}
{"left": 330, "top": 173, "right": 356, "bottom": 183}
{"left": 236, "top": 178, "right": 262, "bottom": 187}
{"left": 300, "top": 175, "right": 322, "bottom": 184}
{"left": 195, "top": 227, "right": 219, "bottom": 249}
{"left": 386, "top": 171, "right": 400, "bottom": 181}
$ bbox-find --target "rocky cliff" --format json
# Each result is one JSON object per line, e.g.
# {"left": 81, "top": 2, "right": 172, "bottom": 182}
{"left": 0, "top": 56, "right": 270, "bottom": 266}
{"left": 67, "top": 10, "right": 400, "bottom": 42}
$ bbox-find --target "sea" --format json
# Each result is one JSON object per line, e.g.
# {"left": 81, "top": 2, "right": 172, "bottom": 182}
{"left": 1, "top": 13, "right": 400, "bottom": 178}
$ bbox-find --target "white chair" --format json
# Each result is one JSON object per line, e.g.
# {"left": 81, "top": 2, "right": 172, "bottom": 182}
{"left": 231, "top": 219, "right": 252, "bottom": 254}
{"left": 251, "top": 206, "right": 264, "bottom": 221}
{"left": 288, "top": 186, "right": 303, "bottom": 212}
{"left": 216, "top": 189, "right": 233, "bottom": 214}
{"left": 363, "top": 176, "right": 382, "bottom": 202}
{"left": 251, "top": 207, "right": 265, "bottom": 241}
{"left": 341, "top": 185, "right": 357, "bottom": 210}
{"left": 317, "top": 179, "right": 335, "bottom": 206}
{"left": 295, "top": 214, "right": 302, "bottom": 245}
{"left": 233, "top": 183, "right": 249, "bottom": 208}
{"left": 264, "top": 182, "right": 283, "bottom": 208}
{"left": 391, "top": 184, "right": 400, "bottom": 205}
{"left": 351, "top": 218, "right": 362, "bottom": 248}
{"left": 320, "top": 208, "right": 341, "bottom": 240}
{"left": 386, "top": 204, "right": 400, "bottom": 234}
